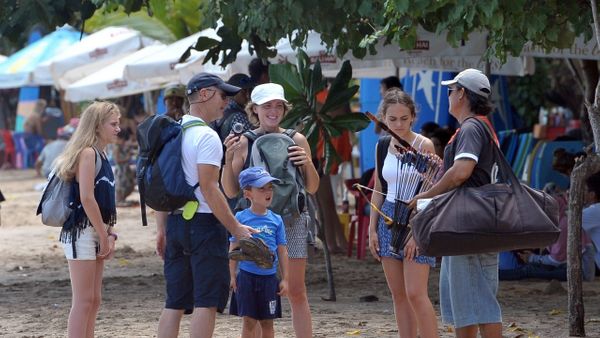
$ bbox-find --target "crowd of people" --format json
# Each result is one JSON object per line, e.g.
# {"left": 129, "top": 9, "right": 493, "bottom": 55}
{"left": 15, "top": 63, "right": 600, "bottom": 338}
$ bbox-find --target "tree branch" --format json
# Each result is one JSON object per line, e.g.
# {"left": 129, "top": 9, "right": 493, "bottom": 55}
{"left": 591, "top": 0, "right": 600, "bottom": 107}
{"left": 565, "top": 59, "right": 587, "bottom": 104}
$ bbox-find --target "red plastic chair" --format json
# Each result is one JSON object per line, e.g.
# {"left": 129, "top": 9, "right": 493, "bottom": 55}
{"left": 345, "top": 177, "right": 373, "bottom": 259}
{"left": 0, "top": 129, "right": 16, "bottom": 168}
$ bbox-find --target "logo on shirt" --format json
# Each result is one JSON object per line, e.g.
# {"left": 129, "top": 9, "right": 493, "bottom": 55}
{"left": 254, "top": 225, "right": 274, "bottom": 236}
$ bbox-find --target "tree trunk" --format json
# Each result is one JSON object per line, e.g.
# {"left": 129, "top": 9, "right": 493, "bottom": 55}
{"left": 315, "top": 174, "right": 348, "bottom": 253}
{"left": 568, "top": 154, "right": 600, "bottom": 336}
{"left": 580, "top": 60, "right": 599, "bottom": 145}
{"left": 310, "top": 194, "right": 336, "bottom": 301}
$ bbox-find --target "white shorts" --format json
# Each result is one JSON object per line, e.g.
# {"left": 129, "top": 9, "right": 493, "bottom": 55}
{"left": 62, "top": 226, "right": 100, "bottom": 260}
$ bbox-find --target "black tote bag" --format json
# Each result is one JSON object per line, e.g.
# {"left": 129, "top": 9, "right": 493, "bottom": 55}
{"left": 411, "top": 120, "right": 560, "bottom": 256}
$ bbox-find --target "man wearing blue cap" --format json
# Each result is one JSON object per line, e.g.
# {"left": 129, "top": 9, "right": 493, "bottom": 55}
{"left": 156, "top": 73, "right": 257, "bottom": 338}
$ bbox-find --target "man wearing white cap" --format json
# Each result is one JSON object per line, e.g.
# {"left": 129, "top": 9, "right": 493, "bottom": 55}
{"left": 410, "top": 69, "right": 503, "bottom": 338}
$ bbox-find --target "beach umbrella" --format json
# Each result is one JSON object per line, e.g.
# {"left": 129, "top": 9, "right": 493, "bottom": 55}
{"left": 64, "top": 44, "right": 166, "bottom": 102}
{"left": 0, "top": 26, "right": 81, "bottom": 89}
{"left": 34, "top": 26, "right": 155, "bottom": 89}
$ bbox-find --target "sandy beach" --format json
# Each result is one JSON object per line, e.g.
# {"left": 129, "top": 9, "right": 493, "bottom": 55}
{"left": 1, "top": 168, "right": 599, "bottom": 337}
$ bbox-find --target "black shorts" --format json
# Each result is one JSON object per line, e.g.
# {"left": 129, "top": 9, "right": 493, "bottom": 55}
{"left": 164, "top": 213, "right": 229, "bottom": 313}
{"left": 229, "top": 270, "right": 282, "bottom": 320}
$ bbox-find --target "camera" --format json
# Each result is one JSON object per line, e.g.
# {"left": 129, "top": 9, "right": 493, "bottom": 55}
{"left": 232, "top": 122, "right": 244, "bottom": 136}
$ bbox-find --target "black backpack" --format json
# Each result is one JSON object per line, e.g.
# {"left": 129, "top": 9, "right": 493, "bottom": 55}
{"left": 136, "top": 115, "right": 206, "bottom": 225}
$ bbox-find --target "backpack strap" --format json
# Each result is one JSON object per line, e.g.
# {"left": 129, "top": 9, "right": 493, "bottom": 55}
{"left": 377, "top": 136, "right": 391, "bottom": 196}
{"left": 242, "top": 130, "right": 261, "bottom": 170}
{"left": 283, "top": 129, "right": 297, "bottom": 138}
{"left": 93, "top": 147, "right": 102, "bottom": 178}
{"left": 182, "top": 120, "right": 207, "bottom": 129}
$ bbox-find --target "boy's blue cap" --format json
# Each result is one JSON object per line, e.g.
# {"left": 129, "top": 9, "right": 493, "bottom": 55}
{"left": 239, "top": 167, "right": 280, "bottom": 188}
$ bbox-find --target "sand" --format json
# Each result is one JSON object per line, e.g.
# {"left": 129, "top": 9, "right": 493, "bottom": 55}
{"left": 1, "top": 169, "right": 599, "bottom": 337}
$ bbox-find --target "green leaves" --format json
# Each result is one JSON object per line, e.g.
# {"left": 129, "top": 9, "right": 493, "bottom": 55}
{"left": 269, "top": 49, "right": 368, "bottom": 173}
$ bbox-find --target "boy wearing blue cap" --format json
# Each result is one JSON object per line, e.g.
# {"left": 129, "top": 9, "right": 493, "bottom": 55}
{"left": 229, "top": 166, "right": 289, "bottom": 338}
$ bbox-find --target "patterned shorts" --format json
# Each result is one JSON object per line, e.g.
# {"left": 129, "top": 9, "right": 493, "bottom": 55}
{"left": 377, "top": 200, "right": 435, "bottom": 267}
{"left": 285, "top": 212, "right": 309, "bottom": 259}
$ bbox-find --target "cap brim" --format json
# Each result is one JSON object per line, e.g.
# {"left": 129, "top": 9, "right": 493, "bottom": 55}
{"left": 217, "top": 83, "right": 242, "bottom": 96}
{"left": 255, "top": 95, "right": 289, "bottom": 105}
{"left": 440, "top": 79, "right": 458, "bottom": 86}
{"left": 250, "top": 177, "right": 281, "bottom": 188}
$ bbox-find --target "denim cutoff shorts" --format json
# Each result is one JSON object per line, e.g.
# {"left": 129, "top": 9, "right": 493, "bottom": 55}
{"left": 439, "top": 253, "right": 502, "bottom": 328}
{"left": 377, "top": 200, "right": 435, "bottom": 267}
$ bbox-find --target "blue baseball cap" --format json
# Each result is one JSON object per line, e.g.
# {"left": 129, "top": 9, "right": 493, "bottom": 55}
{"left": 186, "top": 72, "right": 241, "bottom": 96}
{"left": 239, "top": 167, "right": 280, "bottom": 189}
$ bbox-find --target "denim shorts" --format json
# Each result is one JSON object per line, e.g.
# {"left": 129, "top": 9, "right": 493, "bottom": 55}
{"left": 164, "top": 213, "right": 229, "bottom": 314}
{"left": 439, "top": 253, "right": 502, "bottom": 328}
{"left": 377, "top": 200, "right": 435, "bottom": 267}
{"left": 229, "top": 270, "right": 282, "bottom": 320}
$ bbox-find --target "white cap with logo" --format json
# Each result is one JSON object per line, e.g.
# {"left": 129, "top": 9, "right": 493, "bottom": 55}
{"left": 441, "top": 68, "right": 491, "bottom": 98}
{"left": 251, "top": 83, "right": 288, "bottom": 105}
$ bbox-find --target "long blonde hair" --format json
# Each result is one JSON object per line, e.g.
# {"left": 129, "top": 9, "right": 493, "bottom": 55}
{"left": 54, "top": 101, "right": 120, "bottom": 181}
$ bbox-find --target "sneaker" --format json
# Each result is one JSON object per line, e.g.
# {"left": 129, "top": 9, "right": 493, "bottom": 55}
{"left": 239, "top": 237, "right": 274, "bottom": 269}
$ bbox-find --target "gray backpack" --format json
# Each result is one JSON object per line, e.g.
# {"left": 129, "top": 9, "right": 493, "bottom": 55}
{"left": 36, "top": 149, "right": 102, "bottom": 227}
{"left": 242, "top": 130, "right": 306, "bottom": 224}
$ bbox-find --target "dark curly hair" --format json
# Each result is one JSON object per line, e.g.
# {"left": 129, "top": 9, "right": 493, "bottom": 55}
{"left": 457, "top": 84, "right": 493, "bottom": 116}
{"left": 586, "top": 171, "right": 600, "bottom": 201}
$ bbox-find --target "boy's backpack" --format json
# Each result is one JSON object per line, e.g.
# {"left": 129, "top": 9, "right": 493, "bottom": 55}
{"left": 136, "top": 115, "right": 206, "bottom": 226}
{"left": 36, "top": 149, "right": 102, "bottom": 227}
{"left": 241, "top": 129, "right": 306, "bottom": 224}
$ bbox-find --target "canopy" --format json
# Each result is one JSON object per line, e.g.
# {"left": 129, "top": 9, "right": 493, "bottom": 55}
{"left": 174, "top": 29, "right": 533, "bottom": 81}
{"left": 0, "top": 55, "right": 6, "bottom": 63}
{"left": 64, "top": 44, "right": 166, "bottom": 102}
{"left": 124, "top": 29, "right": 224, "bottom": 84}
{"left": 0, "top": 26, "right": 81, "bottom": 89}
{"left": 34, "top": 26, "right": 155, "bottom": 89}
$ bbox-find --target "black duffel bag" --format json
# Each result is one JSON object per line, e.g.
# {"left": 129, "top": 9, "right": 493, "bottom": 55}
{"left": 411, "top": 120, "right": 560, "bottom": 257}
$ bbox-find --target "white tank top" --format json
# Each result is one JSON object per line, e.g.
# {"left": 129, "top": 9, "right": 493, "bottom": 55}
{"left": 381, "top": 134, "right": 426, "bottom": 202}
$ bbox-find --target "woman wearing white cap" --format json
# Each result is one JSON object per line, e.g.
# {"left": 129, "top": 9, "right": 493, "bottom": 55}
{"left": 222, "top": 82, "right": 319, "bottom": 338}
{"left": 410, "top": 69, "right": 503, "bottom": 338}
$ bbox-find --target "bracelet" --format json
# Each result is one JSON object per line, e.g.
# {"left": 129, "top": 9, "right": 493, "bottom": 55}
{"left": 108, "top": 232, "right": 118, "bottom": 241}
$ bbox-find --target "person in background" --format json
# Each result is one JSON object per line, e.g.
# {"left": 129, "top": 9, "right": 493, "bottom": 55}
{"left": 430, "top": 127, "right": 452, "bottom": 159}
{"left": 35, "top": 123, "right": 75, "bottom": 178}
{"left": 368, "top": 88, "right": 438, "bottom": 338}
{"left": 24, "top": 99, "right": 46, "bottom": 136}
{"left": 163, "top": 84, "right": 187, "bottom": 121}
{"left": 248, "top": 58, "right": 270, "bottom": 85}
{"left": 211, "top": 73, "right": 255, "bottom": 142}
{"left": 410, "top": 69, "right": 503, "bottom": 338}
{"left": 420, "top": 121, "right": 440, "bottom": 139}
{"left": 53, "top": 101, "right": 120, "bottom": 338}
{"left": 113, "top": 128, "right": 136, "bottom": 207}
{"left": 581, "top": 170, "right": 600, "bottom": 277}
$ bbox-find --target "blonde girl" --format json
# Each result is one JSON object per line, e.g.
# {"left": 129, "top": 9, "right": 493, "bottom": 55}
{"left": 54, "top": 101, "right": 120, "bottom": 338}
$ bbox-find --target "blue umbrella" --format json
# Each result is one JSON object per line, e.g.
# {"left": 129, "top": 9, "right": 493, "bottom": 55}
{"left": 0, "top": 26, "right": 82, "bottom": 89}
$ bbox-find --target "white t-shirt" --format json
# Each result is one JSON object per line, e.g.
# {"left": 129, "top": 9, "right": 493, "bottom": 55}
{"left": 180, "top": 114, "right": 223, "bottom": 213}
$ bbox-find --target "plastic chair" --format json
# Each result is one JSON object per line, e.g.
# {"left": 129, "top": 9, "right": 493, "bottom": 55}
{"left": 0, "top": 129, "right": 16, "bottom": 168}
{"left": 344, "top": 178, "right": 372, "bottom": 259}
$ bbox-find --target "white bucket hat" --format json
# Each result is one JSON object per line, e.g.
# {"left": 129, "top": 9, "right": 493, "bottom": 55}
{"left": 441, "top": 68, "right": 491, "bottom": 98}
{"left": 251, "top": 83, "right": 288, "bottom": 105}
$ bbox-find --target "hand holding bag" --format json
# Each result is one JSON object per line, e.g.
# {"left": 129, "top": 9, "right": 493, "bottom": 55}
{"left": 411, "top": 119, "right": 560, "bottom": 256}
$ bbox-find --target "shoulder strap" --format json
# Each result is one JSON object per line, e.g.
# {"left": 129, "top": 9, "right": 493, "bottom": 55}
{"left": 283, "top": 129, "right": 297, "bottom": 138}
{"left": 93, "top": 147, "right": 102, "bottom": 177}
{"left": 377, "top": 136, "right": 391, "bottom": 195}
{"left": 242, "top": 130, "right": 260, "bottom": 169}
{"left": 182, "top": 120, "right": 207, "bottom": 130}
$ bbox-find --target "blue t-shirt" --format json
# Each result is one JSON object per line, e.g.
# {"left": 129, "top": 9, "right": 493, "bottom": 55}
{"left": 231, "top": 208, "right": 287, "bottom": 275}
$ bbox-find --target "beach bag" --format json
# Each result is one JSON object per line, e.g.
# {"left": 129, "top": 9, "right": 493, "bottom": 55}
{"left": 411, "top": 119, "right": 560, "bottom": 256}
{"left": 136, "top": 115, "right": 206, "bottom": 226}
{"left": 36, "top": 149, "right": 102, "bottom": 227}
{"left": 239, "top": 130, "right": 306, "bottom": 224}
